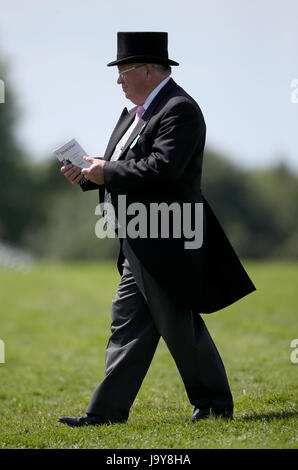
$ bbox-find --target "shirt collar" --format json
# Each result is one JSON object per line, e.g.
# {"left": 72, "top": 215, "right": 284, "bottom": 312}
{"left": 142, "top": 76, "right": 171, "bottom": 111}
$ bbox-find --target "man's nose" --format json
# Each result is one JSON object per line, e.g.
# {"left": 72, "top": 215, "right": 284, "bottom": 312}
{"left": 117, "top": 75, "right": 123, "bottom": 85}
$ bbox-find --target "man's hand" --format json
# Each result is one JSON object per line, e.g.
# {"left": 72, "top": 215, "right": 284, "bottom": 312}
{"left": 81, "top": 157, "right": 106, "bottom": 185}
{"left": 61, "top": 164, "right": 83, "bottom": 185}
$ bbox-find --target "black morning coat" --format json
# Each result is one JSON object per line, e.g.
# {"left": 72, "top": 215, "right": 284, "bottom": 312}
{"left": 81, "top": 78, "right": 256, "bottom": 313}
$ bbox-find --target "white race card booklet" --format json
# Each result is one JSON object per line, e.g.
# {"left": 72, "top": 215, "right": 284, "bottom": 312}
{"left": 53, "top": 138, "right": 91, "bottom": 169}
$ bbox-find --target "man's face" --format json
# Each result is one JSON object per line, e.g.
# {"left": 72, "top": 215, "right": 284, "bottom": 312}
{"left": 117, "top": 63, "right": 148, "bottom": 105}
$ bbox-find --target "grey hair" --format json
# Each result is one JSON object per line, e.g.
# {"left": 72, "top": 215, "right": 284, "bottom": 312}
{"left": 152, "top": 63, "right": 172, "bottom": 76}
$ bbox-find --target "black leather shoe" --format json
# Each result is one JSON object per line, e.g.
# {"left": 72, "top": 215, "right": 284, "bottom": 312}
{"left": 191, "top": 408, "right": 211, "bottom": 422}
{"left": 212, "top": 407, "right": 233, "bottom": 419}
{"left": 192, "top": 407, "right": 233, "bottom": 422}
{"left": 58, "top": 413, "right": 110, "bottom": 427}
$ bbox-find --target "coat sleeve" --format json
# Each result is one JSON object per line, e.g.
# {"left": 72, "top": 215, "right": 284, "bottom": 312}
{"left": 103, "top": 99, "right": 205, "bottom": 192}
{"left": 79, "top": 158, "right": 102, "bottom": 192}
{"left": 79, "top": 179, "right": 100, "bottom": 192}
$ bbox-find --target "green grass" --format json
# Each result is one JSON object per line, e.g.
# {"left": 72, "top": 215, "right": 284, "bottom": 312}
{"left": 0, "top": 260, "right": 297, "bottom": 449}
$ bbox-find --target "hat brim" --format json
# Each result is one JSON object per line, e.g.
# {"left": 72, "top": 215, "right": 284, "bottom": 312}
{"left": 107, "top": 55, "right": 179, "bottom": 67}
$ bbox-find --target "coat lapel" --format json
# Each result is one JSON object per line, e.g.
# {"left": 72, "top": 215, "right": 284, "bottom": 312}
{"left": 117, "top": 117, "right": 147, "bottom": 158}
{"left": 117, "top": 78, "right": 177, "bottom": 160}
{"left": 103, "top": 107, "right": 135, "bottom": 161}
{"left": 104, "top": 79, "right": 177, "bottom": 161}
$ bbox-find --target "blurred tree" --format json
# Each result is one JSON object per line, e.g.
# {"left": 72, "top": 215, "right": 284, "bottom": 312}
{"left": 202, "top": 152, "right": 298, "bottom": 259}
{"left": 249, "top": 163, "right": 298, "bottom": 258}
{"left": 22, "top": 180, "right": 118, "bottom": 260}
{"left": 0, "top": 58, "right": 45, "bottom": 244}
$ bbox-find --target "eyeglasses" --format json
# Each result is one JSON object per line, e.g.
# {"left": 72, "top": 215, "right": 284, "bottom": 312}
{"left": 118, "top": 64, "right": 145, "bottom": 79}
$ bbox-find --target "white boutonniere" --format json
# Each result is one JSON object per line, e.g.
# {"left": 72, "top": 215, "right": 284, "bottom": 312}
{"left": 130, "top": 134, "right": 141, "bottom": 149}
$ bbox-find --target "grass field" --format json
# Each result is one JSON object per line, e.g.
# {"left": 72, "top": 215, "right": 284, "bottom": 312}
{"left": 0, "top": 260, "right": 297, "bottom": 449}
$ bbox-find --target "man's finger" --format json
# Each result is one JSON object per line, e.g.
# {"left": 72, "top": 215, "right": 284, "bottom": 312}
{"left": 83, "top": 156, "right": 95, "bottom": 163}
{"left": 72, "top": 173, "right": 84, "bottom": 185}
{"left": 61, "top": 164, "right": 73, "bottom": 173}
{"left": 64, "top": 167, "right": 82, "bottom": 180}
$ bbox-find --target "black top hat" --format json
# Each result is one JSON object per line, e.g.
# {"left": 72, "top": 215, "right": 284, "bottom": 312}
{"left": 107, "top": 32, "right": 179, "bottom": 67}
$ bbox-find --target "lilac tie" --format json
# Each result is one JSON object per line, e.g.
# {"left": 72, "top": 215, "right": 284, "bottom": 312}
{"left": 136, "top": 105, "right": 145, "bottom": 122}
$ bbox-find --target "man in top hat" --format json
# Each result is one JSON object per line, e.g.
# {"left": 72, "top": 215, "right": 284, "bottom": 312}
{"left": 58, "top": 32, "right": 255, "bottom": 427}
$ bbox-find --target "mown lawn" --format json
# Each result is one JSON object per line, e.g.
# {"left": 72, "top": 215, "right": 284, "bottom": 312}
{"left": 0, "top": 260, "right": 297, "bottom": 449}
